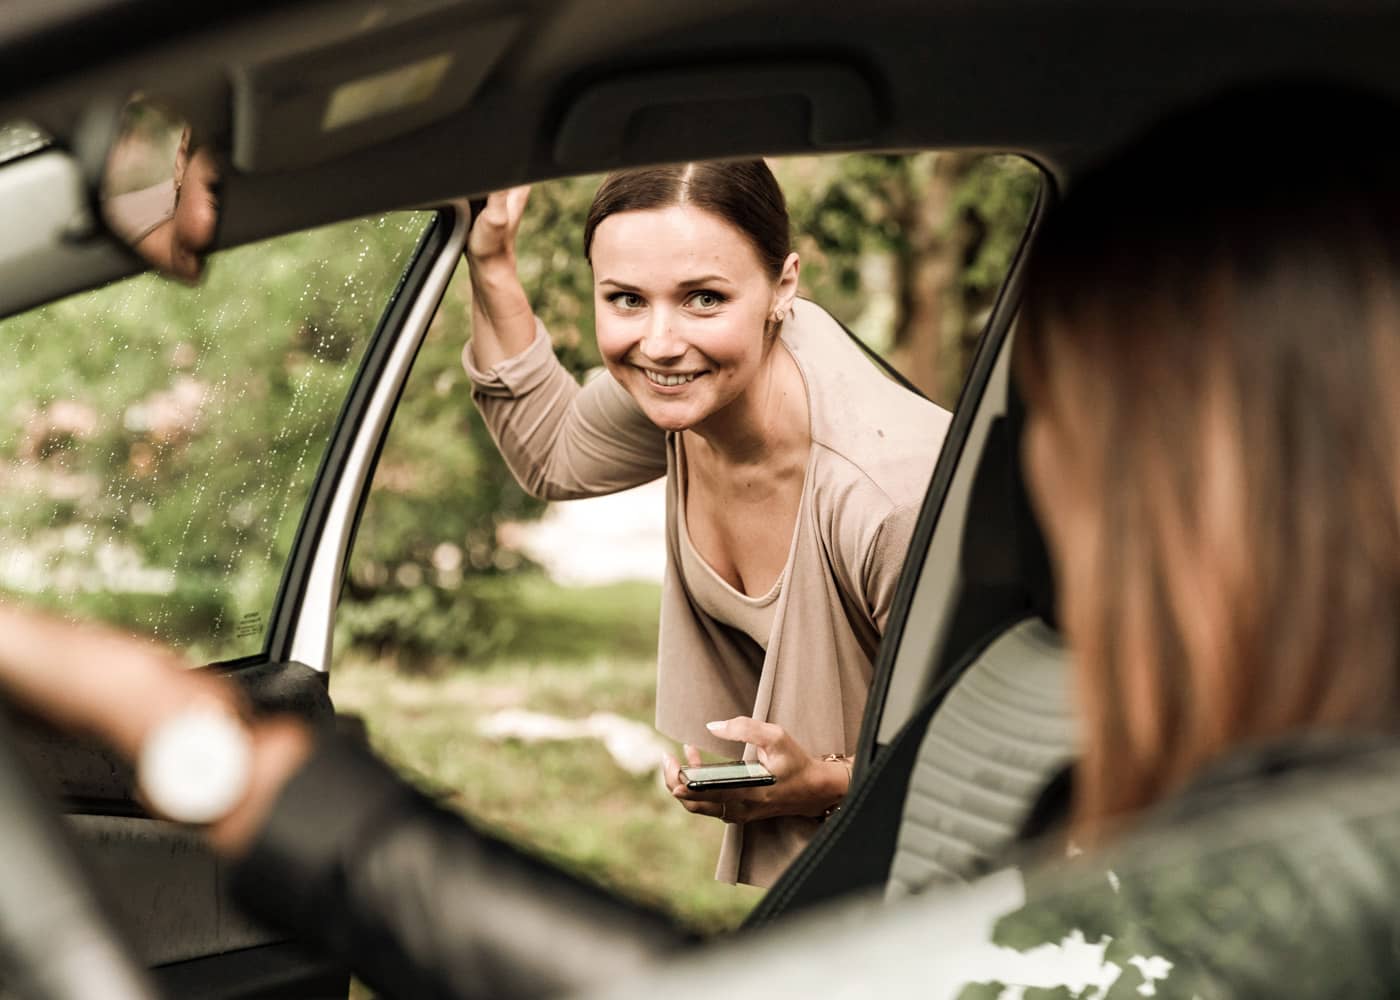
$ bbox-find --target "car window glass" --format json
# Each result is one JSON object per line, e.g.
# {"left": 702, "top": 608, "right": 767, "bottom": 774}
{"left": 0, "top": 211, "right": 434, "bottom": 663}
{"left": 334, "top": 153, "right": 1041, "bottom": 930}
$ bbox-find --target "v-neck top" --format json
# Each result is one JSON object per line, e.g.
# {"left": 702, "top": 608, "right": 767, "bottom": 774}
{"left": 466, "top": 298, "right": 950, "bottom": 886}
{"left": 675, "top": 445, "right": 783, "bottom": 649}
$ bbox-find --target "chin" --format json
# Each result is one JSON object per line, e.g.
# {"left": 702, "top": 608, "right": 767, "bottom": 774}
{"left": 638, "top": 399, "right": 704, "bottom": 433}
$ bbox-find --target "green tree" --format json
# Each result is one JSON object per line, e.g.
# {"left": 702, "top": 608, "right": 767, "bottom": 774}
{"left": 785, "top": 153, "right": 1039, "bottom": 406}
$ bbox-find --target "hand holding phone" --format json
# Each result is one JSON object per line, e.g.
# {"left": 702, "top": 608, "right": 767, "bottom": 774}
{"left": 679, "top": 760, "right": 775, "bottom": 791}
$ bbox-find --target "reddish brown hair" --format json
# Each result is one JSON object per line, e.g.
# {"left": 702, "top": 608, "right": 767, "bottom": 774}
{"left": 1017, "top": 84, "right": 1400, "bottom": 843}
{"left": 583, "top": 160, "right": 790, "bottom": 279}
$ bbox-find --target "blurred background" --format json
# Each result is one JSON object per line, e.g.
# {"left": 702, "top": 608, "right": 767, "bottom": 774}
{"left": 0, "top": 151, "right": 1038, "bottom": 934}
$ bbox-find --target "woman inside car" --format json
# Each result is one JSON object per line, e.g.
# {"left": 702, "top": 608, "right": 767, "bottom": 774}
{"left": 2, "top": 82, "right": 1399, "bottom": 998}
{"left": 462, "top": 161, "right": 948, "bottom": 885}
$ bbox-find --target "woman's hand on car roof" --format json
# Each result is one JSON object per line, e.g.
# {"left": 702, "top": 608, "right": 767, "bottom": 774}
{"left": 467, "top": 186, "right": 531, "bottom": 266}
{"left": 464, "top": 186, "right": 538, "bottom": 369}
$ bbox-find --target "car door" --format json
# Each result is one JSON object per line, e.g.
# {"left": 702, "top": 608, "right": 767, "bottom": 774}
{"left": 0, "top": 184, "right": 468, "bottom": 997}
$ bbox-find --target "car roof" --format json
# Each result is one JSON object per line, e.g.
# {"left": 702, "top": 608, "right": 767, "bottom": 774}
{"left": 6, "top": 0, "right": 1400, "bottom": 301}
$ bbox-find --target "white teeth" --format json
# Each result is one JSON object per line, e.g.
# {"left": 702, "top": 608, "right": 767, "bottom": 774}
{"left": 644, "top": 370, "right": 698, "bottom": 387}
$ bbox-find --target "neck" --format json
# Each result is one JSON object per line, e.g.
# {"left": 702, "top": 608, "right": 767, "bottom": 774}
{"left": 685, "top": 341, "right": 806, "bottom": 468}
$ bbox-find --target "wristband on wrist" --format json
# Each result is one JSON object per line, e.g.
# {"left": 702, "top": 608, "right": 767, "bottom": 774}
{"left": 818, "top": 753, "right": 854, "bottom": 821}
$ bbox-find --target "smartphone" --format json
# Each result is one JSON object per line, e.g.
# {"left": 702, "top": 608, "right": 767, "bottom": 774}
{"left": 679, "top": 760, "right": 776, "bottom": 791}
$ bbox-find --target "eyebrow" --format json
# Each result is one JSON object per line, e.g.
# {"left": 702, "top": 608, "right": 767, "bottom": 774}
{"left": 597, "top": 274, "right": 735, "bottom": 291}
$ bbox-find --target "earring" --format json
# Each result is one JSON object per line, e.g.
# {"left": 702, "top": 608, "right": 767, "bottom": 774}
{"left": 773, "top": 309, "right": 785, "bottom": 323}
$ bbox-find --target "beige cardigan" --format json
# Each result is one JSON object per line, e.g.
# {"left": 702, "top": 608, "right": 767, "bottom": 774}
{"left": 466, "top": 299, "right": 949, "bottom": 886}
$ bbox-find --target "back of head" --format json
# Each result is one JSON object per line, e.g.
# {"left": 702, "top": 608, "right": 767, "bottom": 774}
{"left": 1017, "top": 82, "right": 1400, "bottom": 839}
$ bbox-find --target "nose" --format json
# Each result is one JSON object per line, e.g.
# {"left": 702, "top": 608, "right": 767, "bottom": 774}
{"left": 638, "top": 309, "right": 685, "bottom": 364}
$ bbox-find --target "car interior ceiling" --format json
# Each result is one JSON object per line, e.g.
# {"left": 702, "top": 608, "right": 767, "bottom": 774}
{"left": 11, "top": 0, "right": 1400, "bottom": 319}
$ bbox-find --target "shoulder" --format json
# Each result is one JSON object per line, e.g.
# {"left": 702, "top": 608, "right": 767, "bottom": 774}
{"left": 809, "top": 445, "right": 926, "bottom": 602}
{"left": 783, "top": 298, "right": 950, "bottom": 510}
{"left": 1013, "top": 738, "right": 1400, "bottom": 998}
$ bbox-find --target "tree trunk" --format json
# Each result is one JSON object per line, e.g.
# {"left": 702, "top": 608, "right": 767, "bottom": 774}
{"left": 889, "top": 152, "right": 979, "bottom": 409}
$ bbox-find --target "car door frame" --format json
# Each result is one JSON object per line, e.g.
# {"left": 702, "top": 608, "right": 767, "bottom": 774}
{"left": 250, "top": 201, "right": 471, "bottom": 676}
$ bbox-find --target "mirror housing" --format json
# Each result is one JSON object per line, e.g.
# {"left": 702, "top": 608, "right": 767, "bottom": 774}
{"left": 92, "top": 96, "right": 222, "bottom": 283}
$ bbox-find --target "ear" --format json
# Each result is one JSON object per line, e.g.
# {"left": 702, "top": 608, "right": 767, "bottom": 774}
{"left": 773, "top": 252, "right": 800, "bottom": 316}
{"left": 173, "top": 128, "right": 191, "bottom": 191}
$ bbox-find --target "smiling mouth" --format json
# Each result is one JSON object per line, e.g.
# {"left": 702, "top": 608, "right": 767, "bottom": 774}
{"left": 642, "top": 369, "right": 703, "bottom": 387}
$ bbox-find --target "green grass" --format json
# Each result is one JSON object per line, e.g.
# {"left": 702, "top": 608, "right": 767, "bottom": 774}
{"left": 329, "top": 579, "right": 762, "bottom": 938}
{"left": 486, "top": 574, "right": 664, "bottom": 663}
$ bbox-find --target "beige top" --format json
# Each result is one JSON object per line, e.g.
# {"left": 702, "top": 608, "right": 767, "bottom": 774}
{"left": 676, "top": 445, "right": 782, "bottom": 647}
{"left": 104, "top": 178, "right": 175, "bottom": 244}
{"left": 466, "top": 298, "right": 950, "bottom": 886}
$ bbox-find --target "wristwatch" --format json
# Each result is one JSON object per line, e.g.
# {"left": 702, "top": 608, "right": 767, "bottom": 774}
{"left": 137, "top": 706, "right": 253, "bottom": 825}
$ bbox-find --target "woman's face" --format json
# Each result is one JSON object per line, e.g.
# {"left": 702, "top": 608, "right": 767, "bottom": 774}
{"left": 590, "top": 204, "right": 797, "bottom": 433}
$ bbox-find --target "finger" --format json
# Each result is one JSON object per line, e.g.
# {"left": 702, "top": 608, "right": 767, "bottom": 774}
{"left": 661, "top": 753, "right": 682, "bottom": 793}
{"left": 683, "top": 743, "right": 703, "bottom": 767}
{"left": 672, "top": 792, "right": 724, "bottom": 819}
{"left": 479, "top": 189, "right": 513, "bottom": 225}
{"left": 673, "top": 785, "right": 747, "bottom": 805}
{"left": 706, "top": 716, "right": 783, "bottom": 749}
{"left": 503, "top": 184, "right": 532, "bottom": 222}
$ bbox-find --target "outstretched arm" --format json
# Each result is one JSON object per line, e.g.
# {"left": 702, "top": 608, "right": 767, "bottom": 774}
{"left": 0, "top": 603, "right": 690, "bottom": 999}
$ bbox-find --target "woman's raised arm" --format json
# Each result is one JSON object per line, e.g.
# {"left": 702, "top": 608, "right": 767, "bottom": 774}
{"left": 462, "top": 188, "right": 667, "bottom": 500}
{"left": 465, "top": 187, "right": 538, "bottom": 369}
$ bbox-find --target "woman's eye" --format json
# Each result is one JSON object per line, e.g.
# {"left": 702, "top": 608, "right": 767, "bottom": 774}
{"left": 690, "top": 291, "right": 724, "bottom": 310}
{"left": 609, "top": 293, "right": 644, "bottom": 310}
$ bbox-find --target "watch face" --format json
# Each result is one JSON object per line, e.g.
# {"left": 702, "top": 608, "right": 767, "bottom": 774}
{"left": 138, "top": 709, "right": 252, "bottom": 824}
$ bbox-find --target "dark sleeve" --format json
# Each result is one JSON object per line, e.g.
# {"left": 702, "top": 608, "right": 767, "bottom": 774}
{"left": 229, "top": 733, "right": 694, "bottom": 1000}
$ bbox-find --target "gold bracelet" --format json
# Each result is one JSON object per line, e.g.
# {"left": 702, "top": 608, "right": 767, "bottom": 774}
{"left": 819, "top": 753, "right": 854, "bottom": 820}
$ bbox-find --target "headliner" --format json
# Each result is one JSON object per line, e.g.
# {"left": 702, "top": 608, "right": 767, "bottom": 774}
{"left": 6, "top": 0, "right": 1400, "bottom": 259}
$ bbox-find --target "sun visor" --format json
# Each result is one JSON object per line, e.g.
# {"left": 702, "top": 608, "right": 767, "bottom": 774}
{"left": 230, "top": 10, "right": 521, "bottom": 173}
{"left": 554, "top": 60, "right": 880, "bottom": 170}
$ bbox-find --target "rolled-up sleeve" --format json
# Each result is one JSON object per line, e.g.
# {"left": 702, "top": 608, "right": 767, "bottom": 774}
{"left": 464, "top": 322, "right": 667, "bottom": 500}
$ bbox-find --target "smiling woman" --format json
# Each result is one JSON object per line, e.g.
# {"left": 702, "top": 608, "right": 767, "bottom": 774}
{"left": 462, "top": 161, "right": 950, "bottom": 886}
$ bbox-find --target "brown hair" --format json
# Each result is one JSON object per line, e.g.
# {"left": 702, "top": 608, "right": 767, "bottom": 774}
{"left": 1016, "top": 84, "right": 1400, "bottom": 843}
{"left": 583, "top": 160, "right": 791, "bottom": 280}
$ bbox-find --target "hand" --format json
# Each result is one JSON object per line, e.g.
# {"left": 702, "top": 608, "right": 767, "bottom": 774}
{"left": 0, "top": 603, "right": 311, "bottom": 858}
{"left": 167, "top": 142, "right": 221, "bottom": 282}
{"left": 660, "top": 717, "right": 849, "bottom": 825}
{"left": 464, "top": 187, "right": 537, "bottom": 368}
{"left": 467, "top": 186, "right": 531, "bottom": 266}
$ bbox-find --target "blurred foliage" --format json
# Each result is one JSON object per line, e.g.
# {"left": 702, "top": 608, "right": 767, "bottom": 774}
{"left": 0, "top": 213, "right": 431, "bottom": 661}
{"left": 781, "top": 153, "right": 1040, "bottom": 402}
{"left": 336, "top": 573, "right": 661, "bottom": 670}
